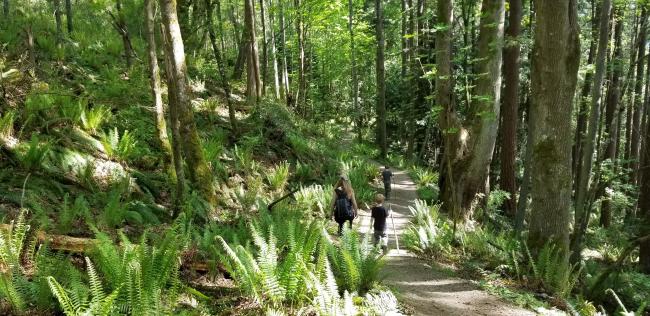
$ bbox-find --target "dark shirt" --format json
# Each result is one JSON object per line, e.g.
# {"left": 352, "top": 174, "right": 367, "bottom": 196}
{"left": 371, "top": 206, "right": 388, "bottom": 231}
{"left": 382, "top": 169, "right": 393, "bottom": 183}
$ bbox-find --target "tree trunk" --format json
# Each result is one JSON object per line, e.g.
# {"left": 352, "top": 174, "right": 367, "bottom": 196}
{"left": 112, "top": 0, "right": 135, "bottom": 69}
{"left": 600, "top": 8, "right": 624, "bottom": 228}
{"left": 268, "top": 0, "right": 281, "bottom": 99}
{"left": 259, "top": 0, "right": 269, "bottom": 96}
{"left": 54, "top": 0, "right": 63, "bottom": 44}
{"left": 570, "top": 0, "right": 611, "bottom": 264}
{"left": 244, "top": 0, "right": 262, "bottom": 106}
{"left": 207, "top": 0, "right": 238, "bottom": 133}
{"left": 640, "top": 99, "right": 650, "bottom": 273}
{"left": 528, "top": 0, "right": 580, "bottom": 256}
{"left": 3, "top": 0, "right": 7, "bottom": 19}
{"left": 515, "top": 95, "right": 532, "bottom": 234}
{"left": 400, "top": 0, "right": 408, "bottom": 78}
{"left": 349, "top": 0, "right": 361, "bottom": 141}
{"left": 572, "top": 0, "right": 598, "bottom": 183}
{"left": 375, "top": 0, "right": 387, "bottom": 159}
{"left": 441, "top": 0, "right": 505, "bottom": 221}
{"left": 295, "top": 0, "right": 306, "bottom": 112}
{"left": 145, "top": 0, "right": 173, "bottom": 163}
{"left": 160, "top": 0, "right": 217, "bottom": 208}
{"left": 278, "top": 0, "right": 290, "bottom": 101}
{"left": 65, "top": 0, "right": 72, "bottom": 34}
{"left": 500, "top": 0, "right": 522, "bottom": 217}
{"left": 630, "top": 8, "right": 648, "bottom": 186}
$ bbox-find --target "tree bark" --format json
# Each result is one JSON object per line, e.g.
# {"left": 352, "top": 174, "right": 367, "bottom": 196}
{"left": 570, "top": 0, "right": 611, "bottom": 263}
{"left": 259, "top": 0, "right": 269, "bottom": 96}
{"left": 278, "top": 0, "right": 290, "bottom": 101}
{"left": 528, "top": 0, "right": 580, "bottom": 256}
{"left": 145, "top": 0, "right": 173, "bottom": 163}
{"left": 600, "top": 8, "right": 624, "bottom": 228}
{"left": 500, "top": 0, "right": 522, "bottom": 217}
{"left": 630, "top": 8, "right": 648, "bottom": 186}
{"left": 400, "top": 0, "right": 408, "bottom": 78}
{"left": 112, "top": 0, "right": 135, "bottom": 68}
{"left": 160, "top": 0, "right": 217, "bottom": 208}
{"left": 244, "top": 0, "right": 262, "bottom": 106}
{"left": 54, "top": 0, "right": 63, "bottom": 44}
{"left": 349, "top": 0, "right": 361, "bottom": 141}
{"left": 640, "top": 99, "right": 650, "bottom": 273}
{"left": 65, "top": 0, "right": 73, "bottom": 34}
{"left": 268, "top": 0, "right": 281, "bottom": 99}
{"left": 295, "top": 0, "right": 306, "bottom": 112}
{"left": 441, "top": 0, "right": 505, "bottom": 221}
{"left": 207, "top": 0, "right": 238, "bottom": 133}
{"left": 375, "top": 0, "right": 387, "bottom": 159}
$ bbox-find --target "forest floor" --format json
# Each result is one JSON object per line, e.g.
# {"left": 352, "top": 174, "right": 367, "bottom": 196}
{"left": 356, "top": 168, "right": 537, "bottom": 316}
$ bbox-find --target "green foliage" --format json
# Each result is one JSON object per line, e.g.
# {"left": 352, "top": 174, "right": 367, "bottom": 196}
{"left": 403, "top": 201, "right": 454, "bottom": 257}
{"left": 266, "top": 161, "right": 290, "bottom": 192}
{"left": 523, "top": 242, "right": 581, "bottom": 298}
{"left": 56, "top": 194, "right": 91, "bottom": 234}
{"left": 81, "top": 105, "right": 112, "bottom": 135}
{"left": 327, "top": 228, "right": 384, "bottom": 295}
{"left": 100, "top": 127, "right": 137, "bottom": 162}
{"left": 0, "top": 209, "right": 31, "bottom": 312}
{"left": 295, "top": 184, "right": 330, "bottom": 217}
{"left": 48, "top": 257, "right": 120, "bottom": 316}
{"left": 0, "top": 110, "right": 15, "bottom": 138}
{"left": 17, "top": 134, "right": 51, "bottom": 171}
{"left": 410, "top": 167, "right": 438, "bottom": 187}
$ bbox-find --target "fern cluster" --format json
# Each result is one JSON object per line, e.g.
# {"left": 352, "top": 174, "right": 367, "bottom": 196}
{"left": 0, "top": 209, "right": 31, "bottom": 312}
{"left": 100, "top": 127, "right": 137, "bottom": 162}
{"left": 403, "top": 201, "right": 454, "bottom": 257}
{"left": 327, "top": 228, "right": 384, "bottom": 295}
{"left": 523, "top": 243, "right": 581, "bottom": 298}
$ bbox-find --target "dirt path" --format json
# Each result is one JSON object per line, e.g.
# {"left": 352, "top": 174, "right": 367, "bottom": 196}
{"left": 356, "top": 168, "right": 536, "bottom": 316}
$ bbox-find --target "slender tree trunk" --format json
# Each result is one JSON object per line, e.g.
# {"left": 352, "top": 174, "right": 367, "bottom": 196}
{"left": 145, "top": 0, "right": 173, "bottom": 163}
{"left": 375, "top": 0, "right": 387, "bottom": 158}
{"left": 160, "top": 0, "right": 217, "bottom": 208}
{"left": 295, "top": 0, "right": 306, "bottom": 112}
{"left": 207, "top": 0, "right": 238, "bottom": 133}
{"left": 515, "top": 95, "right": 532, "bottom": 234}
{"left": 278, "top": 0, "right": 290, "bottom": 101}
{"left": 571, "top": 0, "right": 611, "bottom": 263}
{"left": 160, "top": 22, "right": 186, "bottom": 211}
{"left": 64, "top": 0, "right": 72, "bottom": 34}
{"left": 349, "top": 0, "right": 361, "bottom": 141}
{"left": 500, "top": 0, "right": 522, "bottom": 217}
{"left": 441, "top": 0, "right": 505, "bottom": 221}
{"left": 630, "top": 8, "right": 648, "bottom": 186}
{"left": 3, "top": 0, "right": 8, "bottom": 19}
{"left": 573, "top": 1, "right": 598, "bottom": 182}
{"left": 244, "top": 0, "right": 262, "bottom": 106}
{"left": 640, "top": 94, "right": 650, "bottom": 272}
{"left": 54, "top": 0, "right": 63, "bottom": 44}
{"left": 600, "top": 8, "right": 624, "bottom": 228}
{"left": 26, "top": 26, "right": 36, "bottom": 70}
{"left": 268, "top": 0, "right": 281, "bottom": 99}
{"left": 112, "top": 0, "right": 135, "bottom": 68}
{"left": 400, "top": 0, "right": 408, "bottom": 78}
{"left": 528, "top": 0, "right": 580, "bottom": 256}
{"left": 259, "top": 0, "right": 269, "bottom": 96}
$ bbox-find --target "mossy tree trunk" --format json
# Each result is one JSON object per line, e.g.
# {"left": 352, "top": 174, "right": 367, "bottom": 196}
{"left": 244, "top": 0, "right": 262, "bottom": 106}
{"left": 295, "top": 0, "right": 306, "bottom": 112}
{"left": 160, "top": 0, "right": 217, "bottom": 209}
{"left": 268, "top": 0, "right": 281, "bottom": 99}
{"left": 144, "top": 0, "right": 173, "bottom": 163}
{"left": 440, "top": 0, "right": 504, "bottom": 222}
{"left": 528, "top": 0, "right": 580, "bottom": 256}
{"left": 375, "top": 0, "right": 387, "bottom": 159}
{"left": 65, "top": 0, "right": 72, "bottom": 34}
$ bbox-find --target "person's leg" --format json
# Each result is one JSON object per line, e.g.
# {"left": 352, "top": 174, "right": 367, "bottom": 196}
{"left": 338, "top": 221, "right": 344, "bottom": 236}
{"left": 373, "top": 230, "right": 380, "bottom": 246}
{"left": 384, "top": 182, "right": 391, "bottom": 199}
{"left": 347, "top": 218, "right": 353, "bottom": 229}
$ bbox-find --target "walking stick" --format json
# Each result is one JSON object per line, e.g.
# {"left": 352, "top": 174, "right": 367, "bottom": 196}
{"left": 389, "top": 203, "right": 399, "bottom": 251}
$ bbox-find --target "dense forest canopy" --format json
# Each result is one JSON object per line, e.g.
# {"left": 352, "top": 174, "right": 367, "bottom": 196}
{"left": 0, "top": 0, "right": 649, "bottom": 314}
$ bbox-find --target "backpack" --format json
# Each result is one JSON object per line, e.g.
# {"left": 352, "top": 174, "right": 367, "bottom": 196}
{"left": 334, "top": 188, "right": 354, "bottom": 221}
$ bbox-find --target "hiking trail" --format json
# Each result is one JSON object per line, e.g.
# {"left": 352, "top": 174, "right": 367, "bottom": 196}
{"left": 356, "top": 168, "right": 536, "bottom": 316}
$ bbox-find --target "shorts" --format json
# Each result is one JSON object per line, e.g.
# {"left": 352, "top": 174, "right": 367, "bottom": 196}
{"left": 373, "top": 230, "right": 388, "bottom": 247}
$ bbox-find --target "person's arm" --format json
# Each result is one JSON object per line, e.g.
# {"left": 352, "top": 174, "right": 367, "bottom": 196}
{"left": 350, "top": 191, "right": 359, "bottom": 216}
{"left": 331, "top": 191, "right": 337, "bottom": 219}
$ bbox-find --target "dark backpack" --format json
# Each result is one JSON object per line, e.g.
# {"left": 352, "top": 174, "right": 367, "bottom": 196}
{"left": 334, "top": 188, "right": 353, "bottom": 221}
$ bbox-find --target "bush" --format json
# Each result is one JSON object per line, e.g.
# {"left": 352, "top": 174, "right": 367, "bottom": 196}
{"left": 327, "top": 228, "right": 384, "bottom": 294}
{"left": 403, "top": 201, "right": 454, "bottom": 258}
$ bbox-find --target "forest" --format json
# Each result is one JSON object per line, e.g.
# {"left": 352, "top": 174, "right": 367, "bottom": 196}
{"left": 0, "top": 0, "right": 649, "bottom": 315}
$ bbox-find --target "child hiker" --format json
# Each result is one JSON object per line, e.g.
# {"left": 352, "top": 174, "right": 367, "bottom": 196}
{"left": 371, "top": 193, "right": 390, "bottom": 253}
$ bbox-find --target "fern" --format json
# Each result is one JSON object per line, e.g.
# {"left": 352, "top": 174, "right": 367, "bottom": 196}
{"left": 81, "top": 105, "right": 111, "bottom": 135}
{"left": 0, "top": 110, "right": 15, "bottom": 138}
{"left": 100, "top": 127, "right": 137, "bottom": 162}
{"left": 328, "top": 228, "right": 383, "bottom": 294}
{"left": 17, "top": 134, "right": 51, "bottom": 170}
{"left": 266, "top": 161, "right": 290, "bottom": 192}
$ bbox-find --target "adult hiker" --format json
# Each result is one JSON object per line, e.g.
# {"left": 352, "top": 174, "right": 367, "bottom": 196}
{"left": 382, "top": 166, "right": 393, "bottom": 199}
{"left": 331, "top": 175, "right": 358, "bottom": 236}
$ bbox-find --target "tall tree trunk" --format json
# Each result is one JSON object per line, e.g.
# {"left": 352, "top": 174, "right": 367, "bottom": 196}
{"left": 630, "top": 8, "right": 648, "bottom": 186}
{"left": 160, "top": 0, "right": 217, "bottom": 208}
{"left": 295, "top": 0, "right": 306, "bottom": 112}
{"left": 268, "top": 0, "right": 281, "bottom": 99}
{"left": 278, "top": 0, "right": 290, "bottom": 101}
{"left": 500, "top": 0, "right": 522, "bottom": 217}
{"left": 639, "top": 98, "right": 650, "bottom": 273}
{"left": 528, "top": 0, "right": 580, "bottom": 256}
{"left": 145, "top": 0, "right": 173, "bottom": 163}
{"left": 54, "top": 0, "right": 63, "bottom": 44}
{"left": 207, "top": 0, "right": 238, "bottom": 133}
{"left": 349, "top": 0, "right": 361, "bottom": 141}
{"left": 572, "top": 0, "right": 598, "bottom": 182}
{"left": 600, "top": 8, "right": 624, "bottom": 228}
{"left": 571, "top": 0, "right": 611, "bottom": 263}
{"left": 259, "top": 0, "right": 269, "bottom": 96}
{"left": 375, "top": 0, "right": 387, "bottom": 158}
{"left": 65, "top": 0, "right": 72, "bottom": 34}
{"left": 400, "top": 0, "right": 408, "bottom": 78}
{"left": 441, "top": 0, "right": 505, "bottom": 221}
{"left": 112, "top": 0, "right": 135, "bottom": 68}
{"left": 515, "top": 95, "right": 532, "bottom": 234}
{"left": 244, "top": 0, "right": 262, "bottom": 106}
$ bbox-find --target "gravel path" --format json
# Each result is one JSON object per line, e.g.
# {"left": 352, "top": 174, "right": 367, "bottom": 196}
{"left": 356, "top": 168, "right": 536, "bottom": 316}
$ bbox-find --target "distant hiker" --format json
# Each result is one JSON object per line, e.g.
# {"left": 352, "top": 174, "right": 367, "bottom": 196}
{"left": 331, "top": 175, "right": 358, "bottom": 236}
{"left": 371, "top": 193, "right": 390, "bottom": 253}
{"left": 382, "top": 166, "right": 393, "bottom": 199}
